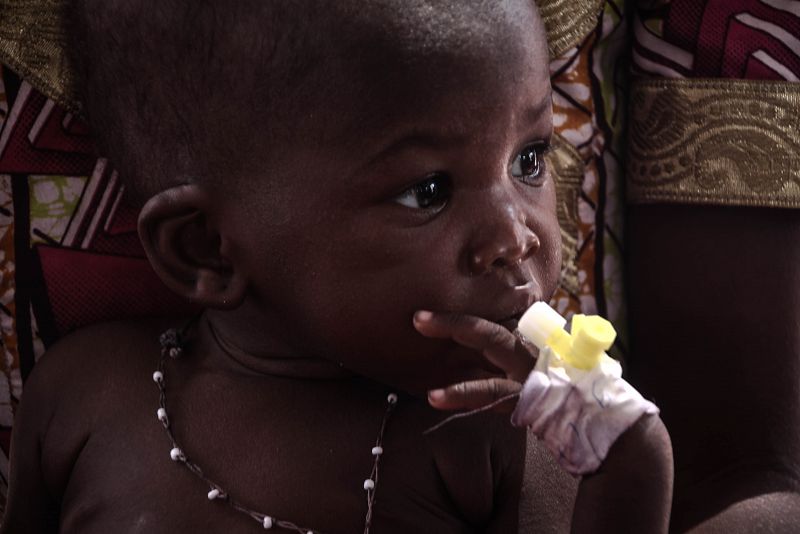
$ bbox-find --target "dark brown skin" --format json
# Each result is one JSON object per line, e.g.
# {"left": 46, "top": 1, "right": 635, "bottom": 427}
{"left": 3, "top": 319, "right": 541, "bottom": 533}
{"left": 628, "top": 205, "right": 800, "bottom": 533}
{"left": 2, "top": 2, "right": 672, "bottom": 532}
{"left": 416, "top": 315, "right": 673, "bottom": 534}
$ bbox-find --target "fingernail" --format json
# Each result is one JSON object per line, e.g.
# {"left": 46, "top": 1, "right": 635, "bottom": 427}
{"left": 415, "top": 310, "right": 433, "bottom": 322}
{"left": 428, "top": 389, "right": 445, "bottom": 402}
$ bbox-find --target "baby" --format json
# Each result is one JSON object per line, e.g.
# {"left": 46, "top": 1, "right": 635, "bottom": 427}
{"left": 1, "top": 1, "right": 672, "bottom": 532}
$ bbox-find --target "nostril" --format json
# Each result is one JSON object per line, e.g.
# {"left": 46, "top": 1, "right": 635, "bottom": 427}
{"left": 480, "top": 238, "right": 539, "bottom": 272}
{"left": 491, "top": 249, "right": 512, "bottom": 270}
{"left": 499, "top": 234, "right": 540, "bottom": 267}
{"left": 524, "top": 234, "right": 541, "bottom": 259}
{"left": 467, "top": 218, "right": 541, "bottom": 275}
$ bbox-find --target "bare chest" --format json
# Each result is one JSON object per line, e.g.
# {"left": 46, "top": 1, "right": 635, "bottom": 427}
{"left": 57, "top": 372, "right": 497, "bottom": 534}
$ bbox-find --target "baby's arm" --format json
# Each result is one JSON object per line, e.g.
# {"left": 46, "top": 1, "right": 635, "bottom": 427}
{"left": 415, "top": 311, "right": 673, "bottom": 533}
{"left": 570, "top": 410, "right": 672, "bottom": 532}
{"left": 1, "top": 351, "right": 62, "bottom": 532}
{"left": 1, "top": 326, "right": 111, "bottom": 533}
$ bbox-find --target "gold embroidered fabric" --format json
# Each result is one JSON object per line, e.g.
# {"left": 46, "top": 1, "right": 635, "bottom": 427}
{"left": 0, "top": 0, "right": 77, "bottom": 112}
{"left": 547, "top": 133, "right": 583, "bottom": 294}
{"left": 538, "top": 0, "right": 605, "bottom": 59}
{"left": 0, "top": 0, "right": 603, "bottom": 109}
{"left": 628, "top": 78, "right": 800, "bottom": 209}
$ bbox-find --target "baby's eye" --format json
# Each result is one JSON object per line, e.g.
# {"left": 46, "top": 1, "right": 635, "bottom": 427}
{"left": 393, "top": 174, "right": 452, "bottom": 210}
{"left": 511, "top": 143, "right": 548, "bottom": 185}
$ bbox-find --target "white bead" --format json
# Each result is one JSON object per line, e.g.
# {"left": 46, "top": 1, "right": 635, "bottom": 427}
{"left": 152, "top": 371, "right": 164, "bottom": 383}
{"left": 262, "top": 516, "right": 274, "bottom": 529}
{"left": 157, "top": 408, "right": 167, "bottom": 421}
{"left": 363, "top": 478, "right": 375, "bottom": 491}
{"left": 371, "top": 446, "right": 383, "bottom": 456}
{"left": 170, "top": 447, "right": 184, "bottom": 461}
{"left": 207, "top": 488, "right": 221, "bottom": 500}
{"left": 387, "top": 393, "right": 398, "bottom": 404}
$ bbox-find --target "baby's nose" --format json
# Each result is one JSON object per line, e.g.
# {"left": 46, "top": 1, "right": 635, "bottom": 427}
{"left": 467, "top": 204, "right": 541, "bottom": 275}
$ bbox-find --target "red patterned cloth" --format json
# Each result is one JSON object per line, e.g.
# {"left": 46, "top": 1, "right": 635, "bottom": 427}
{"left": 634, "top": 0, "right": 800, "bottom": 80}
{"left": 0, "top": 71, "right": 198, "bottom": 469}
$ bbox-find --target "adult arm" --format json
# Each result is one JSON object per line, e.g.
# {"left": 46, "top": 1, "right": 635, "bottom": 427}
{"left": 627, "top": 205, "right": 800, "bottom": 531}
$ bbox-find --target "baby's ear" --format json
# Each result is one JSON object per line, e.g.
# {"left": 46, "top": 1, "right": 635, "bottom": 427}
{"left": 138, "top": 184, "right": 246, "bottom": 309}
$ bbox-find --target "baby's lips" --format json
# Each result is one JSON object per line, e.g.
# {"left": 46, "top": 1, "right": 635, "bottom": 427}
{"left": 498, "top": 316, "right": 520, "bottom": 332}
{"left": 486, "top": 286, "right": 543, "bottom": 326}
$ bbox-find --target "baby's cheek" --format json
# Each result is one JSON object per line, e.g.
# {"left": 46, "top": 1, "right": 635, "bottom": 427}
{"left": 546, "top": 226, "right": 563, "bottom": 276}
{"left": 548, "top": 241, "right": 564, "bottom": 295}
{"left": 535, "top": 212, "right": 563, "bottom": 298}
{"left": 539, "top": 184, "right": 562, "bottom": 297}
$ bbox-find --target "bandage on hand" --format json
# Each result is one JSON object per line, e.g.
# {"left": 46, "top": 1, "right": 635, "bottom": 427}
{"left": 510, "top": 346, "right": 658, "bottom": 475}
{"left": 414, "top": 306, "right": 658, "bottom": 475}
{"left": 511, "top": 302, "right": 659, "bottom": 475}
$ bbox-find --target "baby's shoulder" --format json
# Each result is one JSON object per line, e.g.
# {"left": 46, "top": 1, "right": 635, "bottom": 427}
{"left": 21, "top": 320, "right": 172, "bottom": 485}
{"left": 26, "top": 319, "right": 166, "bottom": 409}
{"left": 2, "top": 319, "right": 175, "bottom": 532}
{"left": 40, "top": 318, "right": 160, "bottom": 363}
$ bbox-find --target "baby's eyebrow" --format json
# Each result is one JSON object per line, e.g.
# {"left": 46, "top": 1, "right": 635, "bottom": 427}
{"left": 361, "top": 91, "right": 554, "bottom": 171}
{"left": 523, "top": 91, "right": 553, "bottom": 123}
{"left": 363, "top": 129, "right": 468, "bottom": 168}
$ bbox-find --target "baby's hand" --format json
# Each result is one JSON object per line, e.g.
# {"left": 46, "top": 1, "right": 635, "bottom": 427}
{"left": 413, "top": 310, "right": 534, "bottom": 411}
{"left": 415, "top": 307, "right": 661, "bottom": 478}
{"left": 416, "top": 307, "right": 671, "bottom": 533}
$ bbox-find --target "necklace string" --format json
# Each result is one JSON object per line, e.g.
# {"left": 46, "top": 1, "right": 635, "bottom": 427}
{"left": 153, "top": 323, "right": 396, "bottom": 533}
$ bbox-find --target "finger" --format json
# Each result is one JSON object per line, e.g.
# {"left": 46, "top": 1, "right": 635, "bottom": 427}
{"left": 414, "top": 311, "right": 533, "bottom": 381}
{"left": 427, "top": 377, "right": 522, "bottom": 412}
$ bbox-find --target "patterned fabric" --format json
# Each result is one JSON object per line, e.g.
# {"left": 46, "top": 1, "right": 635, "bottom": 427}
{"left": 549, "top": 0, "right": 631, "bottom": 351}
{"left": 634, "top": 0, "right": 800, "bottom": 79}
{"left": 0, "top": 0, "right": 79, "bottom": 112}
{"left": 628, "top": 1, "right": 800, "bottom": 208}
{"left": 627, "top": 78, "right": 800, "bottom": 207}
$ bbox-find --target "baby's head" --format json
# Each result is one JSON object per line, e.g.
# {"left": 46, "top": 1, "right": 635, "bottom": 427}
{"left": 71, "top": 0, "right": 560, "bottom": 393}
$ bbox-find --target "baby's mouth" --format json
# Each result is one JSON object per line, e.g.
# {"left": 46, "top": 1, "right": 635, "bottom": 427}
{"left": 498, "top": 313, "right": 523, "bottom": 333}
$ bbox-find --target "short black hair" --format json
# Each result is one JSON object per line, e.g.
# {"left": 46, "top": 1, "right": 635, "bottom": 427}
{"left": 68, "top": 0, "right": 541, "bottom": 203}
{"left": 69, "top": 0, "right": 326, "bottom": 202}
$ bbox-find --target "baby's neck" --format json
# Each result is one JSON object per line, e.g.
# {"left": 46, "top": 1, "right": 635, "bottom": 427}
{"left": 201, "top": 309, "right": 355, "bottom": 380}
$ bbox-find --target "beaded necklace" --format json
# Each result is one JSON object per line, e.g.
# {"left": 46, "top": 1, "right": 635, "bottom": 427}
{"left": 152, "top": 323, "right": 397, "bottom": 534}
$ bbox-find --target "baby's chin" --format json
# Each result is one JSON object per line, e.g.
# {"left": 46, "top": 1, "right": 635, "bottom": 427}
{"left": 324, "top": 328, "right": 506, "bottom": 396}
